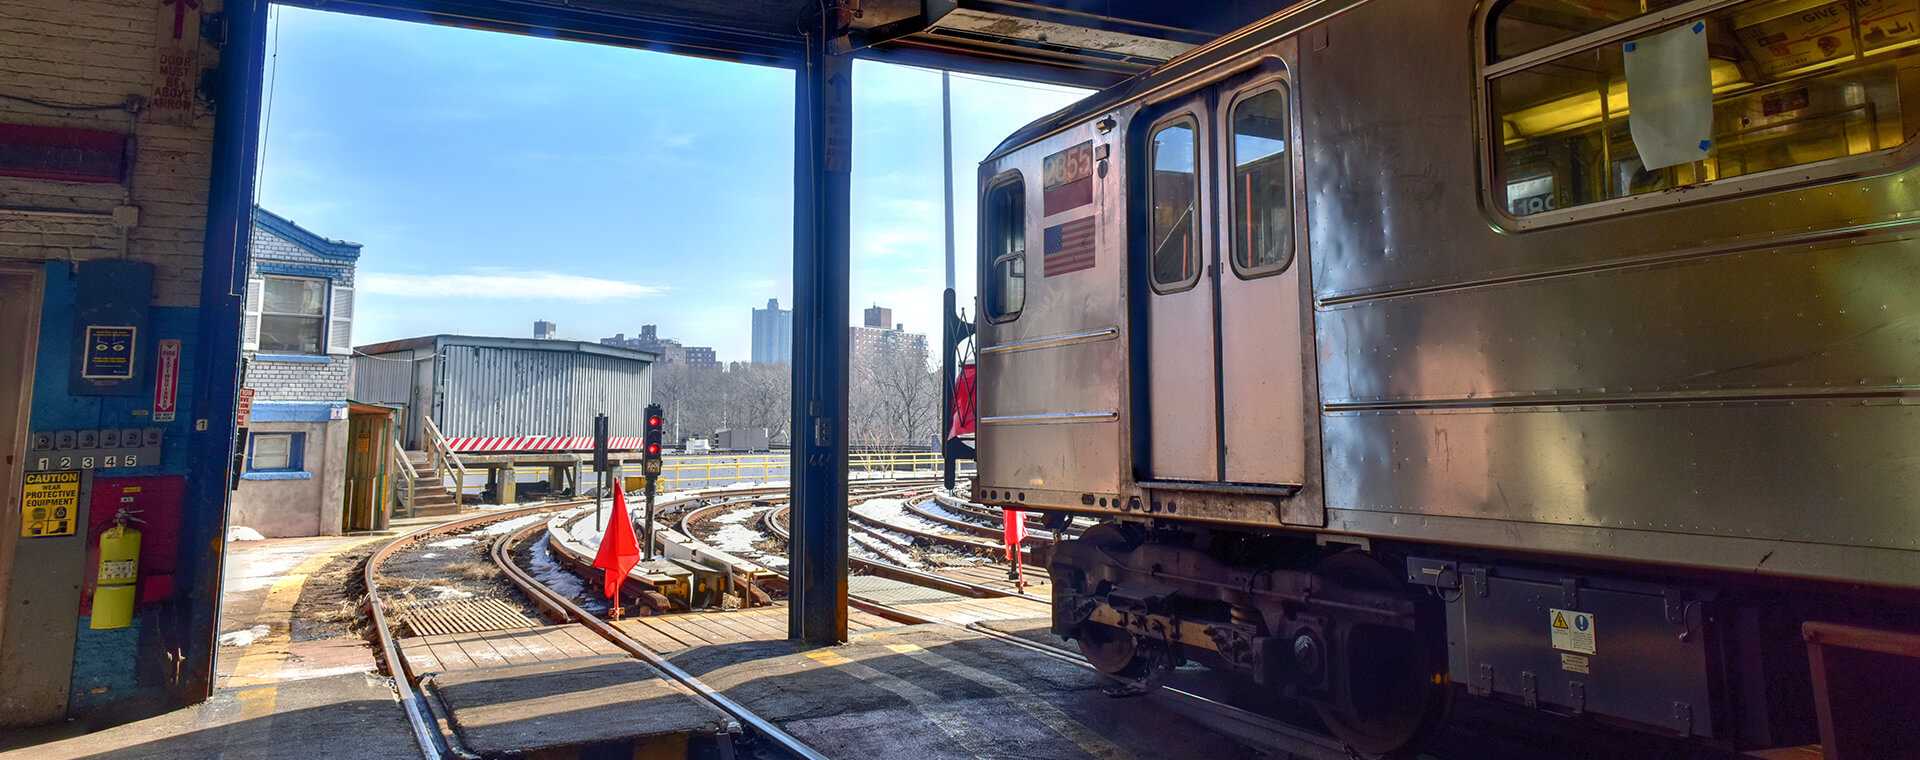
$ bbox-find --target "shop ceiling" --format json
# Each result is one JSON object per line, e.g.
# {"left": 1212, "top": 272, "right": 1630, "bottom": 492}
{"left": 276, "top": 0, "right": 1288, "bottom": 86}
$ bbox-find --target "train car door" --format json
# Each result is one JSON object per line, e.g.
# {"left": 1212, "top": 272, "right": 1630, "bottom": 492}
{"left": 1215, "top": 63, "right": 1309, "bottom": 490}
{"left": 1141, "top": 103, "right": 1218, "bottom": 482}
{"left": 1138, "top": 55, "right": 1310, "bottom": 501}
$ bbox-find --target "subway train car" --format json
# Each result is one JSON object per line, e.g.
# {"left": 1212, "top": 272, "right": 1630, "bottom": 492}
{"left": 971, "top": 0, "right": 1920, "bottom": 755}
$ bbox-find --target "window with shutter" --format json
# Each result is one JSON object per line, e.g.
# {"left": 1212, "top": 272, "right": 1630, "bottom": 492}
{"left": 328, "top": 284, "right": 354, "bottom": 355}
{"left": 242, "top": 277, "right": 265, "bottom": 351}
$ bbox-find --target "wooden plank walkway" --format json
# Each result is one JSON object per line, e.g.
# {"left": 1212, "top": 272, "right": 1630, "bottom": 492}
{"left": 614, "top": 604, "right": 897, "bottom": 654}
{"left": 896, "top": 595, "right": 1050, "bottom": 626}
{"left": 936, "top": 563, "right": 1053, "bottom": 597}
{"left": 398, "top": 624, "right": 626, "bottom": 677}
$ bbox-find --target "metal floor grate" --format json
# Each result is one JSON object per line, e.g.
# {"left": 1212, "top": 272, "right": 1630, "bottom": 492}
{"left": 397, "top": 597, "right": 540, "bottom": 637}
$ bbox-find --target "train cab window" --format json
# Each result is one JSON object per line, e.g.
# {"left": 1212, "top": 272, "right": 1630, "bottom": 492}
{"left": 983, "top": 175, "right": 1026, "bottom": 321}
{"left": 1148, "top": 118, "right": 1201, "bottom": 292}
{"left": 1487, "top": 0, "right": 1920, "bottom": 222}
{"left": 1228, "top": 86, "right": 1294, "bottom": 277}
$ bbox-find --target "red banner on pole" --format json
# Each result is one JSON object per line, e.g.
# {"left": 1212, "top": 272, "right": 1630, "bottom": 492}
{"left": 948, "top": 363, "right": 977, "bottom": 439}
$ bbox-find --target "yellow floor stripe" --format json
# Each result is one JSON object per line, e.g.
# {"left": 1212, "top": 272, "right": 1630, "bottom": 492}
{"left": 223, "top": 536, "right": 387, "bottom": 689}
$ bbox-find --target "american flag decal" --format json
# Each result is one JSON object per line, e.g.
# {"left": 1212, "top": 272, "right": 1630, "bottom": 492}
{"left": 1043, "top": 216, "right": 1096, "bottom": 277}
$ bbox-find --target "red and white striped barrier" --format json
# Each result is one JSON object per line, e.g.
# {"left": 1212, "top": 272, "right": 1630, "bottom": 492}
{"left": 445, "top": 435, "right": 644, "bottom": 453}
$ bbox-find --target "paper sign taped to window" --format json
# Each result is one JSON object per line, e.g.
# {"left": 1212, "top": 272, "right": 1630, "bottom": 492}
{"left": 1624, "top": 20, "right": 1713, "bottom": 170}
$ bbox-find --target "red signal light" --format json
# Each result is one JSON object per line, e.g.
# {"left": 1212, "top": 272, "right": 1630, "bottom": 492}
{"left": 647, "top": 443, "right": 661, "bottom": 455}
{"left": 648, "top": 416, "right": 663, "bottom": 427}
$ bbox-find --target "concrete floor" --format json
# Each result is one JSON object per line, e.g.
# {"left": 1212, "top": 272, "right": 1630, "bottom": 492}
{"left": 3, "top": 518, "right": 1282, "bottom": 760}
{"left": 0, "top": 529, "right": 421, "bottom": 759}
{"left": 668, "top": 622, "right": 1280, "bottom": 759}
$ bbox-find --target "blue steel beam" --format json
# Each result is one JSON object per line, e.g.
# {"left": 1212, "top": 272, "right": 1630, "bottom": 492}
{"left": 177, "top": 0, "right": 269, "bottom": 703}
{"left": 788, "top": 15, "right": 852, "bottom": 645}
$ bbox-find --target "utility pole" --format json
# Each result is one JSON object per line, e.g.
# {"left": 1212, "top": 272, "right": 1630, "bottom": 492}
{"left": 942, "top": 70, "right": 956, "bottom": 291}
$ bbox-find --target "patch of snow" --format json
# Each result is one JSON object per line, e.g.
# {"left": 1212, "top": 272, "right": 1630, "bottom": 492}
{"left": 426, "top": 537, "right": 476, "bottom": 549}
{"left": 420, "top": 553, "right": 439, "bottom": 559}
{"left": 850, "top": 530, "right": 919, "bottom": 568}
{"left": 427, "top": 586, "right": 473, "bottom": 600}
{"left": 711, "top": 504, "right": 767, "bottom": 525}
{"left": 528, "top": 535, "right": 587, "bottom": 601}
{"left": 473, "top": 513, "right": 546, "bottom": 537}
{"left": 218, "top": 624, "right": 271, "bottom": 647}
{"left": 710, "top": 520, "right": 771, "bottom": 558}
{"left": 852, "top": 498, "right": 951, "bottom": 535}
{"left": 226, "top": 526, "right": 266, "bottom": 542}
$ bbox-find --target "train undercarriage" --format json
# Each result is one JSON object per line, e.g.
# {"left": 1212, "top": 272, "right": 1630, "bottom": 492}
{"left": 1045, "top": 519, "right": 1907, "bottom": 758}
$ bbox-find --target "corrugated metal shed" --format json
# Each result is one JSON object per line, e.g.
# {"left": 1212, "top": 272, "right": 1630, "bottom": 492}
{"left": 353, "top": 335, "right": 655, "bottom": 447}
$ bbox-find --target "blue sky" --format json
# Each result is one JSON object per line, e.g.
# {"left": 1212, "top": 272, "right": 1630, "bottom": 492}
{"left": 256, "top": 7, "right": 1088, "bottom": 360}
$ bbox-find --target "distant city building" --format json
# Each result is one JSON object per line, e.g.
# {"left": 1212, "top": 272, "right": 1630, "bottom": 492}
{"left": 751, "top": 298, "right": 792, "bottom": 364}
{"left": 533, "top": 320, "right": 557, "bottom": 339}
{"left": 851, "top": 305, "right": 928, "bottom": 372}
{"left": 684, "top": 346, "right": 719, "bottom": 370}
{"left": 602, "top": 323, "right": 715, "bottom": 369}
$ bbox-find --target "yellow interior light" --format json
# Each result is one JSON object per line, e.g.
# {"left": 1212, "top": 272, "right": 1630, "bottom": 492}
{"left": 1503, "top": 59, "right": 1748, "bottom": 140}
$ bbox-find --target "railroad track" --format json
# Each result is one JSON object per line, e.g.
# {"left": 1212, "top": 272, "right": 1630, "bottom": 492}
{"left": 367, "top": 482, "right": 1354, "bottom": 760}
{"left": 666, "top": 489, "right": 1355, "bottom": 759}
{"left": 364, "top": 486, "right": 841, "bottom": 760}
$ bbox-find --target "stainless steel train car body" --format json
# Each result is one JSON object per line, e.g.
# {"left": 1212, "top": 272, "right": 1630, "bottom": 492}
{"left": 976, "top": 0, "right": 1920, "bottom": 593}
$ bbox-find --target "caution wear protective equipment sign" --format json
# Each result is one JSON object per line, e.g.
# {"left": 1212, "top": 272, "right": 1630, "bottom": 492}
{"left": 20, "top": 470, "right": 81, "bottom": 537}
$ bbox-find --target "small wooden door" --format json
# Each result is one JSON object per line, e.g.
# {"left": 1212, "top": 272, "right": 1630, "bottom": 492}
{"left": 343, "top": 409, "right": 390, "bottom": 531}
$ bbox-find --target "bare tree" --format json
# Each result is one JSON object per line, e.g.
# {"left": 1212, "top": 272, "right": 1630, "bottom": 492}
{"left": 851, "top": 335, "right": 936, "bottom": 450}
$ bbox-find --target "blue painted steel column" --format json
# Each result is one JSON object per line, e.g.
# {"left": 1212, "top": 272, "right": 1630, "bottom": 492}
{"left": 788, "top": 22, "right": 852, "bottom": 644}
{"left": 175, "top": 0, "right": 268, "bottom": 703}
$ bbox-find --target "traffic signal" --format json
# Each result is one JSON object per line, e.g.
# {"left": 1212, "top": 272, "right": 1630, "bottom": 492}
{"left": 643, "top": 404, "right": 665, "bottom": 461}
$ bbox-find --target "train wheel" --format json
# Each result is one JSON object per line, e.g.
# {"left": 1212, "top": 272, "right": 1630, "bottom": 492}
{"left": 1076, "top": 622, "right": 1151, "bottom": 679}
{"left": 1311, "top": 551, "right": 1447, "bottom": 758}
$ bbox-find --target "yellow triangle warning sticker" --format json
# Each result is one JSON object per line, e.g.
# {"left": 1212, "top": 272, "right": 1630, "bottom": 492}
{"left": 1552, "top": 611, "right": 1569, "bottom": 629}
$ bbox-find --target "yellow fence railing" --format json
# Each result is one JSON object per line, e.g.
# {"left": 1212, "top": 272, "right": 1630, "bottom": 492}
{"left": 472, "top": 451, "right": 974, "bottom": 493}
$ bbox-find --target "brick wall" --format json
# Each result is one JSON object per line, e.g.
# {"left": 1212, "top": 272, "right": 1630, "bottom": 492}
{"left": 244, "top": 357, "right": 352, "bottom": 401}
{"left": 0, "top": 0, "right": 222, "bottom": 307}
{"left": 249, "top": 224, "right": 359, "bottom": 287}
{"left": 243, "top": 221, "right": 357, "bottom": 401}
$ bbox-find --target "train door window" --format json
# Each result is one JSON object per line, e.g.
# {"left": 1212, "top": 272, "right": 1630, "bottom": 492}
{"left": 983, "top": 174, "right": 1026, "bottom": 322}
{"left": 1486, "top": 0, "right": 1920, "bottom": 224}
{"left": 1227, "top": 85, "right": 1293, "bottom": 278}
{"left": 1148, "top": 117, "right": 1201, "bottom": 293}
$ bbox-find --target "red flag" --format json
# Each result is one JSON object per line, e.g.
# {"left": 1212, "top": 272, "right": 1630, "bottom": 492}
{"left": 948, "top": 363, "right": 977, "bottom": 439}
{"left": 1002, "top": 508, "right": 1027, "bottom": 591}
{"left": 592, "top": 487, "right": 642, "bottom": 601}
{"left": 1001, "top": 508, "right": 1027, "bottom": 562}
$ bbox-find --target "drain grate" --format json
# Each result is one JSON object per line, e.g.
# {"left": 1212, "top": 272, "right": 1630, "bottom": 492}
{"left": 397, "top": 598, "right": 540, "bottom": 637}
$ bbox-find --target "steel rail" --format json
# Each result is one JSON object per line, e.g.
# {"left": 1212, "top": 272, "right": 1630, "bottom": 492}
{"left": 761, "top": 504, "right": 1051, "bottom": 605}
{"left": 364, "top": 497, "right": 595, "bottom": 760}
{"left": 489, "top": 498, "right": 836, "bottom": 760}
{"left": 545, "top": 483, "right": 1359, "bottom": 759}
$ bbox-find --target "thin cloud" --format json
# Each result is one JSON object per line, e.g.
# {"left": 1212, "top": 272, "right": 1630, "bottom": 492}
{"left": 359, "top": 268, "right": 667, "bottom": 301}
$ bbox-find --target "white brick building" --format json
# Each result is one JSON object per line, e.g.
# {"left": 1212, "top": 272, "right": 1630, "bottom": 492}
{"left": 230, "top": 207, "right": 359, "bottom": 537}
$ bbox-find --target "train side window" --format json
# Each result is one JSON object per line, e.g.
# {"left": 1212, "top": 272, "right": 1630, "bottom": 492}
{"left": 1489, "top": 0, "right": 1690, "bottom": 62}
{"left": 1148, "top": 117, "right": 1201, "bottom": 293}
{"left": 1487, "top": 0, "right": 1920, "bottom": 222}
{"left": 1228, "top": 85, "right": 1293, "bottom": 278}
{"left": 983, "top": 175, "right": 1026, "bottom": 322}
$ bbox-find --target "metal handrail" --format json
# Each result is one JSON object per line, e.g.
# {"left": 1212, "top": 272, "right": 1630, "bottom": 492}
{"left": 389, "top": 437, "right": 417, "bottom": 517}
{"left": 419, "top": 415, "right": 469, "bottom": 507}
